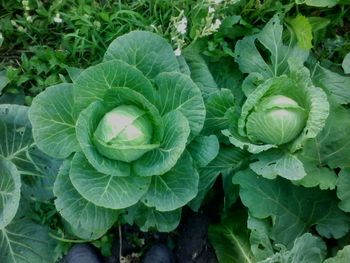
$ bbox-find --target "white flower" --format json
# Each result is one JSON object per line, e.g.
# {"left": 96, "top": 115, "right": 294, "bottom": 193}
{"left": 26, "top": 15, "right": 33, "bottom": 22}
{"left": 208, "top": 6, "right": 215, "bottom": 14}
{"left": 53, "top": 13, "right": 63, "bottom": 23}
{"left": 174, "top": 47, "right": 182, "bottom": 56}
{"left": 176, "top": 17, "right": 187, "bottom": 34}
{"left": 214, "top": 0, "right": 223, "bottom": 4}
{"left": 211, "top": 18, "right": 222, "bottom": 31}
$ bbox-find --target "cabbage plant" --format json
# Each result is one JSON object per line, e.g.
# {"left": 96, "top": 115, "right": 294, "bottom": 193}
{"left": 29, "top": 31, "right": 218, "bottom": 238}
{"left": 220, "top": 15, "right": 330, "bottom": 181}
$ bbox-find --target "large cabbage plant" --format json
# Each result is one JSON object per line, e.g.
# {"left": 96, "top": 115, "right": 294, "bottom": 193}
{"left": 29, "top": 31, "right": 218, "bottom": 238}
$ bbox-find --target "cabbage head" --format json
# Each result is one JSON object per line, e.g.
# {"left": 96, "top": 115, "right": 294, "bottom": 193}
{"left": 221, "top": 15, "right": 330, "bottom": 181}
{"left": 29, "top": 31, "right": 219, "bottom": 238}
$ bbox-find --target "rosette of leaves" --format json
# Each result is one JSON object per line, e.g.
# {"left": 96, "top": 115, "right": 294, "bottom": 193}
{"left": 0, "top": 104, "right": 59, "bottom": 263}
{"left": 29, "top": 31, "right": 218, "bottom": 238}
{"left": 221, "top": 15, "right": 330, "bottom": 181}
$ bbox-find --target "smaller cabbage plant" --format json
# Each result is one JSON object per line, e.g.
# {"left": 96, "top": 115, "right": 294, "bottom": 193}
{"left": 221, "top": 15, "right": 330, "bottom": 181}
{"left": 29, "top": 31, "right": 219, "bottom": 238}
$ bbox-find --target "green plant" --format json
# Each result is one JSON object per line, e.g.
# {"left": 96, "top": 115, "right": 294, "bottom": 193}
{"left": 29, "top": 31, "right": 219, "bottom": 239}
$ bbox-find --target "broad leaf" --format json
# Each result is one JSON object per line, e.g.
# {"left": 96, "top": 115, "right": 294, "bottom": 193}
{"left": 74, "top": 59, "right": 155, "bottom": 115}
{"left": 29, "top": 83, "right": 79, "bottom": 158}
{"left": 0, "top": 159, "right": 21, "bottom": 229}
{"left": 70, "top": 151, "right": 151, "bottom": 209}
{"left": 342, "top": 52, "right": 350, "bottom": 74}
{"left": 133, "top": 111, "right": 190, "bottom": 177}
{"left": 125, "top": 204, "right": 181, "bottom": 232}
{"left": 288, "top": 15, "right": 313, "bottom": 49}
{"left": 250, "top": 150, "right": 306, "bottom": 180}
{"left": 337, "top": 168, "right": 350, "bottom": 212}
{"left": 0, "top": 218, "right": 57, "bottom": 263}
{"left": 233, "top": 169, "right": 350, "bottom": 247}
{"left": 54, "top": 160, "right": 118, "bottom": 239}
{"left": 154, "top": 72, "right": 205, "bottom": 139}
{"left": 187, "top": 135, "right": 219, "bottom": 168}
{"left": 142, "top": 151, "right": 198, "bottom": 211}
{"left": 104, "top": 31, "right": 180, "bottom": 79}
{"left": 324, "top": 245, "right": 350, "bottom": 263}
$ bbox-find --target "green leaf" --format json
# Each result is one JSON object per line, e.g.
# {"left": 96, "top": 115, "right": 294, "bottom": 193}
{"left": 202, "top": 89, "right": 235, "bottom": 135}
{"left": 70, "top": 151, "right": 151, "bottom": 209}
{"left": 189, "top": 146, "right": 249, "bottom": 211}
{"left": 66, "top": 67, "right": 83, "bottom": 82}
{"left": 222, "top": 129, "right": 276, "bottom": 154}
{"left": 303, "top": 0, "right": 338, "bottom": 7}
{"left": 125, "top": 204, "right": 181, "bottom": 232}
{"left": 182, "top": 49, "right": 219, "bottom": 97}
{"left": 259, "top": 233, "right": 326, "bottom": 263}
{"left": 0, "top": 104, "right": 60, "bottom": 201}
{"left": 29, "top": 83, "right": 79, "bottom": 158}
{"left": 250, "top": 150, "right": 306, "bottom": 180}
{"left": 337, "top": 168, "right": 350, "bottom": 212}
{"left": 76, "top": 101, "right": 131, "bottom": 177}
{"left": 208, "top": 210, "right": 255, "bottom": 263}
{"left": 0, "top": 218, "right": 57, "bottom": 263}
{"left": 342, "top": 53, "right": 350, "bottom": 74}
{"left": 154, "top": 72, "right": 205, "bottom": 139}
{"left": 312, "top": 64, "right": 350, "bottom": 105}
{"left": 324, "top": 245, "right": 350, "bottom": 263}
{"left": 104, "top": 31, "right": 180, "bottom": 79}
{"left": 235, "top": 15, "right": 308, "bottom": 78}
{"left": 288, "top": 15, "right": 313, "bottom": 50}
{"left": 54, "top": 160, "right": 118, "bottom": 239}
{"left": 233, "top": 169, "right": 350, "bottom": 247}
{"left": 74, "top": 59, "right": 155, "bottom": 115}
{"left": 0, "top": 159, "right": 21, "bottom": 229}
{"left": 187, "top": 135, "right": 219, "bottom": 168}
{"left": 133, "top": 111, "right": 190, "bottom": 177}
{"left": 142, "top": 151, "right": 198, "bottom": 211}
{"left": 0, "top": 70, "right": 9, "bottom": 95}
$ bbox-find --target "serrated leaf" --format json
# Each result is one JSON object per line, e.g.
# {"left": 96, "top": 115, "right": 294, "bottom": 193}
{"left": 233, "top": 169, "right": 350, "bottom": 247}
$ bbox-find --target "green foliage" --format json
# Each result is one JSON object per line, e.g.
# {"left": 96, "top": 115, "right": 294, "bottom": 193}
{"left": 29, "top": 31, "right": 216, "bottom": 236}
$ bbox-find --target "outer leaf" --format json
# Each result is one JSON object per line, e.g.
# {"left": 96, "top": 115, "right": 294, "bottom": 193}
{"left": 304, "top": 0, "right": 338, "bottom": 7}
{"left": 0, "top": 159, "right": 21, "bottom": 229}
{"left": 0, "top": 218, "right": 57, "bottom": 263}
{"left": 342, "top": 52, "right": 350, "bottom": 74}
{"left": 0, "top": 104, "right": 61, "bottom": 201}
{"left": 222, "top": 129, "right": 276, "bottom": 154}
{"left": 0, "top": 70, "right": 9, "bottom": 95}
{"left": 337, "top": 168, "right": 350, "bottom": 212}
{"left": 324, "top": 245, "right": 350, "bottom": 263}
{"left": 125, "top": 204, "right": 181, "bottom": 232}
{"left": 28, "top": 83, "right": 79, "bottom": 158}
{"left": 142, "top": 151, "right": 198, "bottom": 211}
{"left": 233, "top": 169, "right": 350, "bottom": 247}
{"left": 312, "top": 63, "right": 350, "bottom": 105}
{"left": 76, "top": 101, "right": 130, "bottom": 177}
{"left": 154, "top": 72, "right": 205, "bottom": 139}
{"left": 74, "top": 59, "right": 155, "bottom": 115}
{"left": 104, "top": 31, "right": 180, "bottom": 79}
{"left": 70, "top": 152, "right": 151, "bottom": 209}
{"left": 209, "top": 210, "right": 255, "bottom": 263}
{"left": 258, "top": 233, "right": 326, "bottom": 263}
{"left": 202, "top": 89, "right": 235, "bottom": 135}
{"left": 189, "top": 146, "right": 249, "bottom": 211}
{"left": 54, "top": 160, "right": 118, "bottom": 239}
{"left": 288, "top": 15, "right": 313, "bottom": 49}
{"left": 182, "top": 49, "right": 219, "bottom": 97}
{"left": 133, "top": 111, "right": 190, "bottom": 177}
{"left": 250, "top": 150, "right": 306, "bottom": 180}
{"left": 235, "top": 15, "right": 308, "bottom": 78}
{"left": 187, "top": 135, "right": 219, "bottom": 168}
